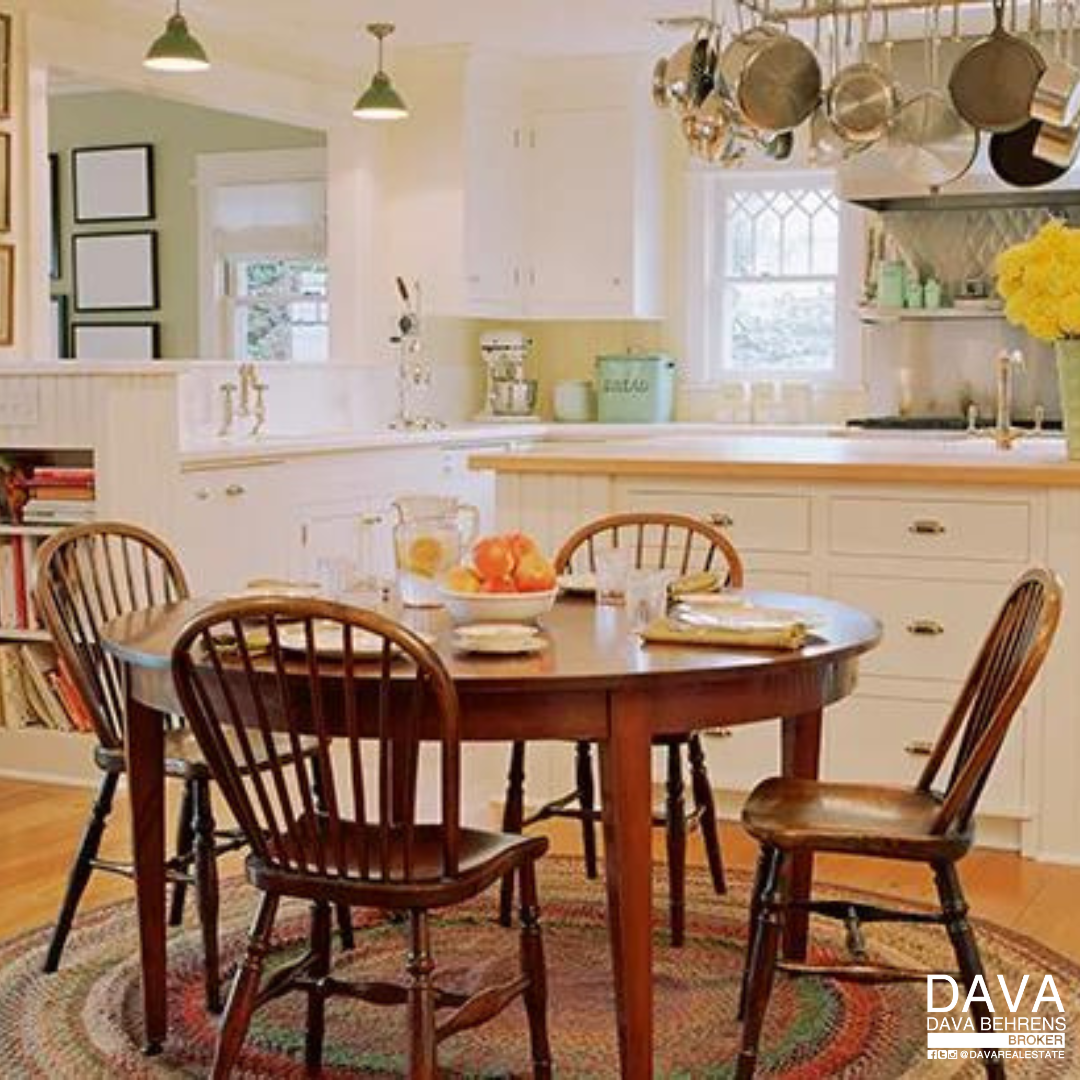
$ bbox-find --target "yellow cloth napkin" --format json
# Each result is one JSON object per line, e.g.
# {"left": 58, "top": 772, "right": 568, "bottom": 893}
{"left": 640, "top": 615, "right": 809, "bottom": 650}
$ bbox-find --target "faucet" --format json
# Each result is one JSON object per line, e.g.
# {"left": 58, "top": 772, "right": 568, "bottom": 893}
{"left": 237, "top": 362, "right": 258, "bottom": 418}
{"left": 967, "top": 350, "right": 1044, "bottom": 450}
{"left": 250, "top": 381, "right": 269, "bottom": 437}
{"left": 217, "top": 382, "right": 238, "bottom": 438}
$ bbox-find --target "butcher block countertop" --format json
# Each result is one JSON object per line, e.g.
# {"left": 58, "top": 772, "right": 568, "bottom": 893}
{"left": 469, "top": 434, "right": 1080, "bottom": 487}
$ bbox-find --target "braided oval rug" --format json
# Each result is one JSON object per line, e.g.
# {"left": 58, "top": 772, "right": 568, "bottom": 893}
{"left": 0, "top": 857, "right": 1076, "bottom": 1078}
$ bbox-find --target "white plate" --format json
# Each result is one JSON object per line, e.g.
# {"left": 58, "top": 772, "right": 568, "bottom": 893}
{"left": 277, "top": 622, "right": 434, "bottom": 659}
{"left": 452, "top": 631, "right": 547, "bottom": 655}
{"left": 674, "top": 600, "right": 825, "bottom": 630}
{"left": 557, "top": 572, "right": 596, "bottom": 595}
{"left": 454, "top": 622, "right": 539, "bottom": 642}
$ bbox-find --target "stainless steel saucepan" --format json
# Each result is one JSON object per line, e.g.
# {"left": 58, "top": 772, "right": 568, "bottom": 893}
{"left": 826, "top": 0, "right": 899, "bottom": 145}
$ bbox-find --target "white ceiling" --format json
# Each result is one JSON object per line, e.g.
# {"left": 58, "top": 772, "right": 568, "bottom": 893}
{"left": 109, "top": 0, "right": 706, "bottom": 72}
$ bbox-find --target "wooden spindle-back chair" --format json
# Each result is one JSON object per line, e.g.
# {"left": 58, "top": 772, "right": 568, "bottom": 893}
{"left": 735, "top": 568, "right": 1062, "bottom": 1079}
{"left": 33, "top": 521, "right": 237, "bottom": 1011}
{"left": 171, "top": 597, "right": 551, "bottom": 1079}
{"left": 501, "top": 511, "right": 744, "bottom": 946}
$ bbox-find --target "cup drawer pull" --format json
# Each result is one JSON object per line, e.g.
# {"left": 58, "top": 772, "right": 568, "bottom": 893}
{"left": 904, "top": 740, "right": 934, "bottom": 757}
{"left": 709, "top": 513, "right": 735, "bottom": 529}
{"left": 906, "top": 619, "right": 944, "bottom": 636}
{"left": 909, "top": 519, "right": 946, "bottom": 535}
{"left": 224, "top": 483, "right": 246, "bottom": 497}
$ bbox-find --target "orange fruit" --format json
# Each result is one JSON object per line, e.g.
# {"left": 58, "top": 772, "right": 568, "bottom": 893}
{"left": 473, "top": 536, "right": 515, "bottom": 580}
{"left": 480, "top": 575, "right": 517, "bottom": 594}
{"left": 513, "top": 552, "right": 556, "bottom": 593}
{"left": 445, "top": 565, "right": 482, "bottom": 593}
{"left": 505, "top": 531, "right": 539, "bottom": 563}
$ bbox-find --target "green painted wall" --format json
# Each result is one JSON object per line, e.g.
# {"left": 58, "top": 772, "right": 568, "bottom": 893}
{"left": 48, "top": 90, "right": 324, "bottom": 359}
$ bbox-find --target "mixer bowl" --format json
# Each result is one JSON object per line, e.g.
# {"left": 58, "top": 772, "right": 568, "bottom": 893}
{"left": 491, "top": 379, "right": 538, "bottom": 416}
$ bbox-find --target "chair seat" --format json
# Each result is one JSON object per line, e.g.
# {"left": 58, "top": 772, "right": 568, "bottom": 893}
{"left": 95, "top": 728, "right": 317, "bottom": 780}
{"left": 250, "top": 819, "right": 549, "bottom": 910}
{"left": 742, "top": 778, "right": 972, "bottom": 861}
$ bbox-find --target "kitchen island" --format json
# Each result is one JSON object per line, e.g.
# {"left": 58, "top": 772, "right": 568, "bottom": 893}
{"left": 471, "top": 433, "right": 1080, "bottom": 864}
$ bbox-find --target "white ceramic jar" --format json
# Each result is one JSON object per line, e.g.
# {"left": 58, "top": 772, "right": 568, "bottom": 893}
{"left": 553, "top": 380, "right": 596, "bottom": 422}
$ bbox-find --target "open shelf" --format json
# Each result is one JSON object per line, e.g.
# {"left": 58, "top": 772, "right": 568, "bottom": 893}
{"left": 0, "top": 523, "right": 61, "bottom": 538}
{"left": 858, "top": 306, "right": 1006, "bottom": 325}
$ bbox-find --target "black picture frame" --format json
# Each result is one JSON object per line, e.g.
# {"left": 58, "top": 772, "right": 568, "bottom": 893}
{"left": 0, "top": 16, "right": 11, "bottom": 122}
{"left": 49, "top": 153, "right": 60, "bottom": 278}
{"left": 71, "top": 321, "right": 161, "bottom": 360}
{"left": 72, "top": 144, "right": 155, "bottom": 224}
{"left": 72, "top": 230, "right": 160, "bottom": 313}
{"left": 50, "top": 295, "right": 69, "bottom": 359}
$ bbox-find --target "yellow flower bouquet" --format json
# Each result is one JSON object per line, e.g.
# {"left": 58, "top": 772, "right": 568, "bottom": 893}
{"left": 996, "top": 219, "right": 1080, "bottom": 458}
{"left": 996, "top": 219, "right": 1080, "bottom": 342}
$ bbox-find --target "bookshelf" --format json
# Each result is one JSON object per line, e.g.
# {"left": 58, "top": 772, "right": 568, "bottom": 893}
{"left": 0, "top": 448, "right": 97, "bottom": 780}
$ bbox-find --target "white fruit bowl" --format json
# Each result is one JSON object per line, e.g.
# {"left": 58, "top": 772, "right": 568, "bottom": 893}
{"left": 437, "top": 586, "right": 558, "bottom": 625}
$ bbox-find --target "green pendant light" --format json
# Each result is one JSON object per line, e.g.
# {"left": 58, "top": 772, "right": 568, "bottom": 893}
{"left": 144, "top": 1, "right": 210, "bottom": 73}
{"left": 353, "top": 23, "right": 408, "bottom": 121}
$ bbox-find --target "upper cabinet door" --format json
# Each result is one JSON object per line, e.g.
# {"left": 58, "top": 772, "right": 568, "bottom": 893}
{"left": 525, "top": 108, "right": 636, "bottom": 319}
{"left": 463, "top": 105, "right": 525, "bottom": 315}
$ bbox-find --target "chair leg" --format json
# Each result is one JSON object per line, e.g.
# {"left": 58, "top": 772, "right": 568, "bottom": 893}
{"left": 736, "top": 846, "right": 786, "bottom": 1080}
{"left": 936, "top": 862, "right": 1006, "bottom": 1080}
{"left": 499, "top": 741, "right": 527, "bottom": 927}
{"left": 305, "top": 901, "right": 333, "bottom": 1072}
{"left": 406, "top": 910, "right": 438, "bottom": 1080}
{"left": 169, "top": 781, "right": 195, "bottom": 927}
{"left": 518, "top": 858, "right": 552, "bottom": 1079}
{"left": 688, "top": 733, "right": 726, "bottom": 895}
{"left": 738, "top": 845, "right": 772, "bottom": 1022}
{"left": 212, "top": 893, "right": 279, "bottom": 1080}
{"left": 665, "top": 743, "right": 687, "bottom": 948}
{"left": 335, "top": 903, "right": 355, "bottom": 951}
{"left": 43, "top": 771, "right": 119, "bottom": 973}
{"left": 576, "top": 741, "right": 599, "bottom": 880}
{"left": 192, "top": 778, "right": 223, "bottom": 1015}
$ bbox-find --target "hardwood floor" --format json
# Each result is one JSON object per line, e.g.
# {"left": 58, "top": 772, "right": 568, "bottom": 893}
{"left": 3, "top": 778, "right": 1080, "bottom": 965}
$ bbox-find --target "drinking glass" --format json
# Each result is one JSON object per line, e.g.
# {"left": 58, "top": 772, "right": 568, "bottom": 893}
{"left": 626, "top": 569, "right": 670, "bottom": 631}
{"left": 595, "top": 548, "right": 631, "bottom": 605}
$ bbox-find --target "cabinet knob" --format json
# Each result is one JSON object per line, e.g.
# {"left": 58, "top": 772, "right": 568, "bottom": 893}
{"left": 709, "top": 512, "right": 735, "bottom": 529}
{"left": 612, "top": 276, "right": 622, "bottom": 287}
{"left": 909, "top": 519, "right": 946, "bottom": 535}
{"left": 194, "top": 488, "right": 210, "bottom": 501}
{"left": 904, "top": 740, "right": 934, "bottom": 757}
{"left": 906, "top": 619, "right": 944, "bottom": 636}
{"left": 224, "top": 483, "right": 246, "bottom": 497}
{"left": 467, "top": 274, "right": 481, "bottom": 284}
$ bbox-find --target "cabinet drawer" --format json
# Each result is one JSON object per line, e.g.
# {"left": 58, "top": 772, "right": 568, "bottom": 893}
{"left": 824, "top": 692, "right": 1024, "bottom": 817}
{"left": 699, "top": 721, "right": 780, "bottom": 792}
{"left": 623, "top": 488, "right": 810, "bottom": 554}
{"left": 830, "top": 574, "right": 1005, "bottom": 682}
{"left": 829, "top": 496, "right": 1030, "bottom": 563}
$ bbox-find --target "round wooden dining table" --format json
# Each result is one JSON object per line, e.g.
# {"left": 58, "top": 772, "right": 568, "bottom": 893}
{"left": 101, "top": 590, "right": 880, "bottom": 1078}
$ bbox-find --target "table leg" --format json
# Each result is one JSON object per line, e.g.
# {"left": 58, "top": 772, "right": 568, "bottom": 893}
{"left": 598, "top": 690, "right": 653, "bottom": 1079}
{"left": 126, "top": 694, "right": 167, "bottom": 1054}
{"left": 780, "top": 708, "right": 822, "bottom": 962}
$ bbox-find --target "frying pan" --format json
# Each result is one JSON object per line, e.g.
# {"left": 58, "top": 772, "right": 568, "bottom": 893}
{"left": 826, "top": 1, "right": 899, "bottom": 145}
{"left": 990, "top": 118, "right": 1070, "bottom": 184}
{"left": 887, "top": 3, "right": 979, "bottom": 188}
{"left": 949, "top": 0, "right": 1046, "bottom": 132}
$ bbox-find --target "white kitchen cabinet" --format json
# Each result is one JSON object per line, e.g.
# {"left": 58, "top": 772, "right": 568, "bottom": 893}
{"left": 177, "top": 461, "right": 291, "bottom": 593}
{"left": 493, "top": 469, "right": 1049, "bottom": 850}
{"left": 387, "top": 51, "right": 664, "bottom": 320}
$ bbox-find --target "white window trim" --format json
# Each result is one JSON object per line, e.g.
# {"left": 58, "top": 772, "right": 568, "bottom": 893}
{"left": 684, "top": 166, "right": 864, "bottom": 388}
{"left": 195, "top": 148, "right": 328, "bottom": 358}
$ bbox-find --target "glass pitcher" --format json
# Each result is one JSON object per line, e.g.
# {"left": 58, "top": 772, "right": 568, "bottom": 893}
{"left": 392, "top": 496, "right": 480, "bottom": 607}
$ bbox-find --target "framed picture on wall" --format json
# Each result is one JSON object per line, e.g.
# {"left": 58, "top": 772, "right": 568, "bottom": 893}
{"left": 0, "top": 16, "right": 11, "bottom": 121}
{"left": 71, "top": 322, "right": 160, "bottom": 360}
{"left": 0, "top": 244, "right": 13, "bottom": 345}
{"left": 0, "top": 133, "right": 10, "bottom": 234}
{"left": 50, "top": 296, "right": 69, "bottom": 359}
{"left": 72, "top": 145, "right": 155, "bottom": 223}
{"left": 49, "top": 154, "right": 60, "bottom": 278}
{"left": 72, "top": 231, "right": 159, "bottom": 312}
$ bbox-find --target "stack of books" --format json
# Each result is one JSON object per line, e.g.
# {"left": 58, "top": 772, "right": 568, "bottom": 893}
{"left": 0, "top": 643, "right": 91, "bottom": 733}
{"left": 22, "top": 466, "right": 96, "bottom": 525}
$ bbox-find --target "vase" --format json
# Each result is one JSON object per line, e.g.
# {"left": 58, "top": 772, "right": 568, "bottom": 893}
{"left": 1056, "top": 340, "right": 1080, "bottom": 460}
